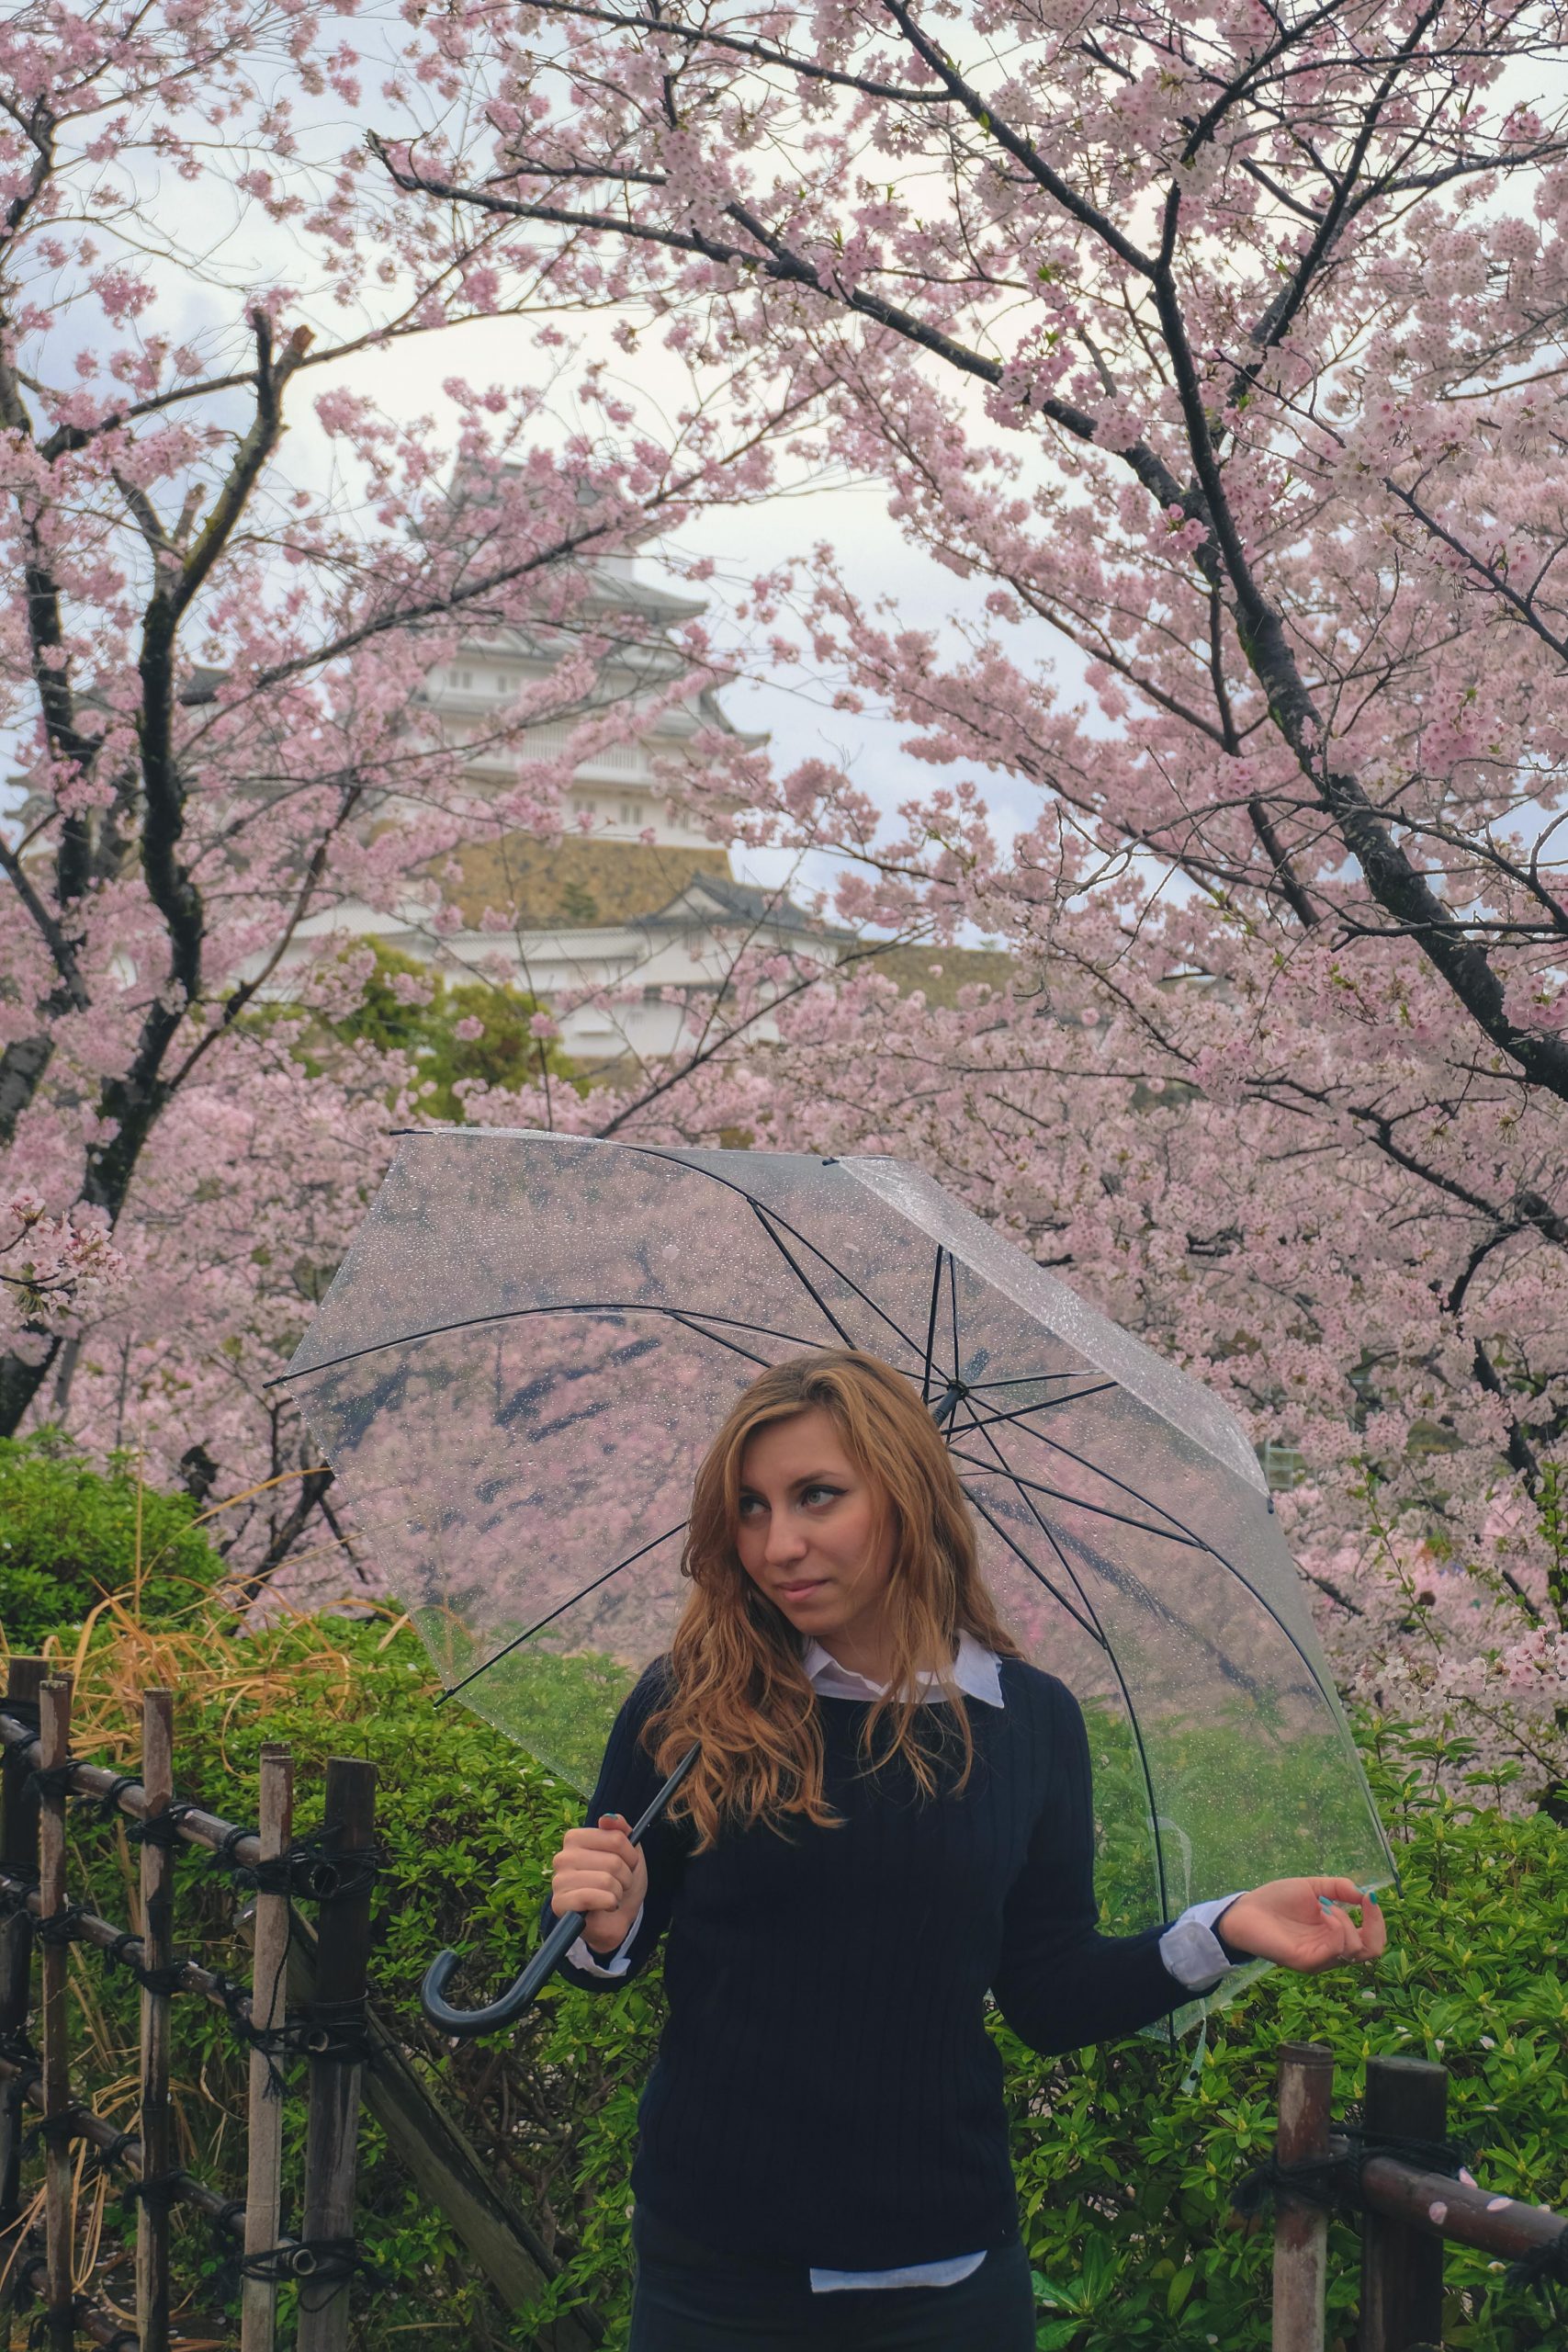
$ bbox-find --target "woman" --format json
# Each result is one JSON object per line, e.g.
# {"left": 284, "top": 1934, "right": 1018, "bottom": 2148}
{"left": 546, "top": 1349, "right": 1384, "bottom": 2351}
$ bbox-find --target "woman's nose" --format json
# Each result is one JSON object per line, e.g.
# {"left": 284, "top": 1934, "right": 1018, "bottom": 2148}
{"left": 762, "top": 1513, "right": 807, "bottom": 1564}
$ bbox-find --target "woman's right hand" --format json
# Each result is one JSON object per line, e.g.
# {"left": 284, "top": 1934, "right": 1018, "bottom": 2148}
{"left": 550, "top": 1814, "right": 649, "bottom": 1954}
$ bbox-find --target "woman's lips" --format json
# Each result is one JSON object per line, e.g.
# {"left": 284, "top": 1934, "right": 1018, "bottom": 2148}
{"left": 776, "top": 1579, "right": 827, "bottom": 1601}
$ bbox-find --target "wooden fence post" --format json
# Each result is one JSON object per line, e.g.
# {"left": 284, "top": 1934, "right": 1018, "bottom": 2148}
{"left": 1272, "top": 2041, "right": 1334, "bottom": 2352}
{"left": 0, "top": 1656, "right": 47, "bottom": 2263}
{"left": 251, "top": 1905, "right": 604, "bottom": 2350}
{"left": 241, "top": 1744, "right": 293, "bottom": 2352}
{"left": 39, "top": 1678, "right": 74, "bottom": 2352}
{"left": 1359, "top": 2055, "right": 1449, "bottom": 2352}
{"left": 296, "top": 1757, "right": 376, "bottom": 2352}
{"left": 137, "top": 1688, "right": 176, "bottom": 2352}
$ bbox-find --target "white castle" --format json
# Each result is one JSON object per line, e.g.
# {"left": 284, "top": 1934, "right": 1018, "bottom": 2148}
{"left": 274, "top": 550, "right": 856, "bottom": 1067}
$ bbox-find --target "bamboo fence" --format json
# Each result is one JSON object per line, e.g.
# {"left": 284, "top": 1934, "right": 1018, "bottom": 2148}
{"left": 1263, "top": 2043, "right": 1568, "bottom": 2351}
{"left": 0, "top": 1654, "right": 374, "bottom": 2351}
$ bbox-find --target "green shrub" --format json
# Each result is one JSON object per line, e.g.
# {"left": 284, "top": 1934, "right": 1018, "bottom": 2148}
{"left": 0, "top": 1432, "right": 228, "bottom": 1648}
{"left": 993, "top": 1733, "right": 1568, "bottom": 2352}
{"left": 17, "top": 1612, "right": 1568, "bottom": 2351}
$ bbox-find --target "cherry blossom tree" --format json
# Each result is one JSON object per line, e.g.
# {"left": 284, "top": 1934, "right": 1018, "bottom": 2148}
{"left": 380, "top": 0, "right": 1568, "bottom": 1792}
{"left": 0, "top": 0, "right": 844, "bottom": 1573}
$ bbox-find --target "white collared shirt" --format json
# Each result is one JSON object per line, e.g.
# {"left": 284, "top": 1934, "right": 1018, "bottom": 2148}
{"left": 567, "top": 1635, "right": 1243, "bottom": 2291}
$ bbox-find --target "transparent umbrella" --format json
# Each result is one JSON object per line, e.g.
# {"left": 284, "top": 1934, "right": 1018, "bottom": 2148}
{"left": 279, "top": 1128, "right": 1393, "bottom": 2038}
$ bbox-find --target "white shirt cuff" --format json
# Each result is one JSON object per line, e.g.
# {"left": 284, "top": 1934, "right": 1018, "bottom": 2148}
{"left": 565, "top": 1901, "right": 644, "bottom": 1979}
{"left": 1158, "top": 1894, "right": 1246, "bottom": 1990}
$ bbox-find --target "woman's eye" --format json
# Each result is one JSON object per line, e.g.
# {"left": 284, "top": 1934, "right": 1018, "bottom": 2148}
{"left": 803, "top": 1485, "right": 842, "bottom": 1508}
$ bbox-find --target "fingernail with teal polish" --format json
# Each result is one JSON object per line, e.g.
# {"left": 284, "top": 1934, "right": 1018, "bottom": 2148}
{"left": 1318, "top": 1895, "right": 1335, "bottom": 1907}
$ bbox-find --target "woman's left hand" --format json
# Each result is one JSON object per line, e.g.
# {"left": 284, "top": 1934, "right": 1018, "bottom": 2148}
{"left": 1215, "top": 1877, "right": 1387, "bottom": 1973}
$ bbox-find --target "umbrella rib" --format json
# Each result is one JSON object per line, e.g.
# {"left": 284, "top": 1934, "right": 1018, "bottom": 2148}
{"left": 1040, "top": 1508, "right": 1262, "bottom": 1686}
{"left": 663, "top": 1310, "right": 776, "bottom": 1370}
{"left": 745, "top": 1204, "right": 859, "bottom": 1348}
{"left": 276, "top": 1301, "right": 826, "bottom": 1385}
{"left": 921, "top": 1248, "right": 944, "bottom": 1405}
{"left": 946, "top": 1243, "right": 962, "bottom": 1378}
{"left": 953, "top": 1396, "right": 1133, "bottom": 1587}
{"left": 953, "top": 1396, "right": 1161, "bottom": 1664}
{"left": 966, "top": 1418, "right": 1339, "bottom": 1718}
{"left": 555, "top": 1137, "right": 935, "bottom": 1363}
{"left": 743, "top": 1202, "right": 934, "bottom": 1364}
{"left": 959, "top": 1383, "right": 1119, "bottom": 1427}
{"left": 957, "top": 1409, "right": 1343, "bottom": 1705}
{"left": 956, "top": 1442, "right": 1174, "bottom": 1934}
{"left": 436, "top": 1519, "right": 690, "bottom": 1708}
{"left": 956, "top": 1393, "right": 1157, "bottom": 1621}
{"left": 1044, "top": 1498, "right": 1343, "bottom": 1718}
{"left": 957, "top": 1408, "right": 1275, "bottom": 1699}
{"left": 957, "top": 1484, "right": 1107, "bottom": 1650}
{"left": 972, "top": 1401, "right": 1242, "bottom": 1551}
{"left": 610, "top": 1146, "right": 938, "bottom": 1361}
{"left": 333, "top": 1135, "right": 935, "bottom": 1374}
{"left": 960, "top": 1374, "right": 1101, "bottom": 1392}
{"left": 948, "top": 1454, "right": 1207, "bottom": 1549}
{"left": 973, "top": 1410, "right": 1348, "bottom": 1714}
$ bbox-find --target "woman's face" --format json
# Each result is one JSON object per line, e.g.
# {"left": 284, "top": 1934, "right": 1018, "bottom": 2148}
{"left": 735, "top": 1406, "right": 895, "bottom": 1659}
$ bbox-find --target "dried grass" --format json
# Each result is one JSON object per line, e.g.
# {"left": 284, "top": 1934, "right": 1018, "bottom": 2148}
{"left": 4, "top": 1585, "right": 414, "bottom": 1780}
{"left": 0, "top": 1579, "right": 411, "bottom": 2345}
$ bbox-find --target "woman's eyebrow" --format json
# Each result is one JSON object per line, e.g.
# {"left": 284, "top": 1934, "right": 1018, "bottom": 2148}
{"left": 739, "top": 1471, "right": 845, "bottom": 1497}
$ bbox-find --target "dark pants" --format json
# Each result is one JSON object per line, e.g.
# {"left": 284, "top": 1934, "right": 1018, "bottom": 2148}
{"left": 626, "top": 2206, "right": 1035, "bottom": 2352}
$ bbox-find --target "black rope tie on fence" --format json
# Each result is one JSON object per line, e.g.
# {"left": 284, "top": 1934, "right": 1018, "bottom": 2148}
{"left": 209, "top": 2197, "right": 247, "bottom": 2244}
{"left": 220, "top": 1822, "right": 386, "bottom": 1905}
{"left": 33, "top": 1903, "right": 87, "bottom": 1950}
{"left": 204, "top": 1964, "right": 373, "bottom": 2086}
{"left": 88, "top": 2128, "right": 139, "bottom": 2177}
{"left": 95, "top": 1773, "right": 141, "bottom": 1821}
{"left": 207, "top": 1966, "right": 288, "bottom": 2094}
{"left": 212, "top": 1822, "right": 253, "bottom": 1870}
{"left": 1231, "top": 2112, "right": 1476, "bottom": 2221}
{"left": 23, "top": 2108, "right": 83, "bottom": 2159}
{"left": 26, "top": 2293, "right": 88, "bottom": 2349}
{"left": 1502, "top": 2228, "right": 1568, "bottom": 2296}
{"left": 119, "top": 2168, "right": 186, "bottom": 2213}
{"left": 99, "top": 1930, "right": 191, "bottom": 1997}
{"left": 238, "top": 2236, "right": 387, "bottom": 2288}
{"left": 209, "top": 1966, "right": 254, "bottom": 2029}
{"left": 0, "top": 2021, "right": 37, "bottom": 2069}
{"left": 24, "top": 1762, "right": 81, "bottom": 1806}
{"left": 0, "top": 1876, "right": 38, "bottom": 1926}
{"left": 293, "top": 1996, "right": 376, "bottom": 2066}
{"left": 129, "top": 1797, "right": 203, "bottom": 1849}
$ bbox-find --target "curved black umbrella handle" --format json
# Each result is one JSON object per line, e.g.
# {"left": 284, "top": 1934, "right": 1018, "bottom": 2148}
{"left": 420, "top": 1741, "right": 702, "bottom": 2039}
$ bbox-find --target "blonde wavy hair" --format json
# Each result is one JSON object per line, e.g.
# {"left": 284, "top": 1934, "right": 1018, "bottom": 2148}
{"left": 643, "top": 1349, "right": 1022, "bottom": 1850}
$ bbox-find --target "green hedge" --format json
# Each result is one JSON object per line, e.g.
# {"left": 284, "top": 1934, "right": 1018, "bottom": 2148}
{"left": 21, "top": 1617, "right": 1568, "bottom": 2351}
{"left": 0, "top": 1432, "right": 228, "bottom": 1649}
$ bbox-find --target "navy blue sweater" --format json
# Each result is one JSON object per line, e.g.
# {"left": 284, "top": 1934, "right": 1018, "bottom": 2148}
{"left": 541, "top": 1656, "right": 1192, "bottom": 2267}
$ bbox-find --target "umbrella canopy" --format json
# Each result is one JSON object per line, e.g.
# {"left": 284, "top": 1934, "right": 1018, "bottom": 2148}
{"left": 282, "top": 1127, "right": 1393, "bottom": 2014}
